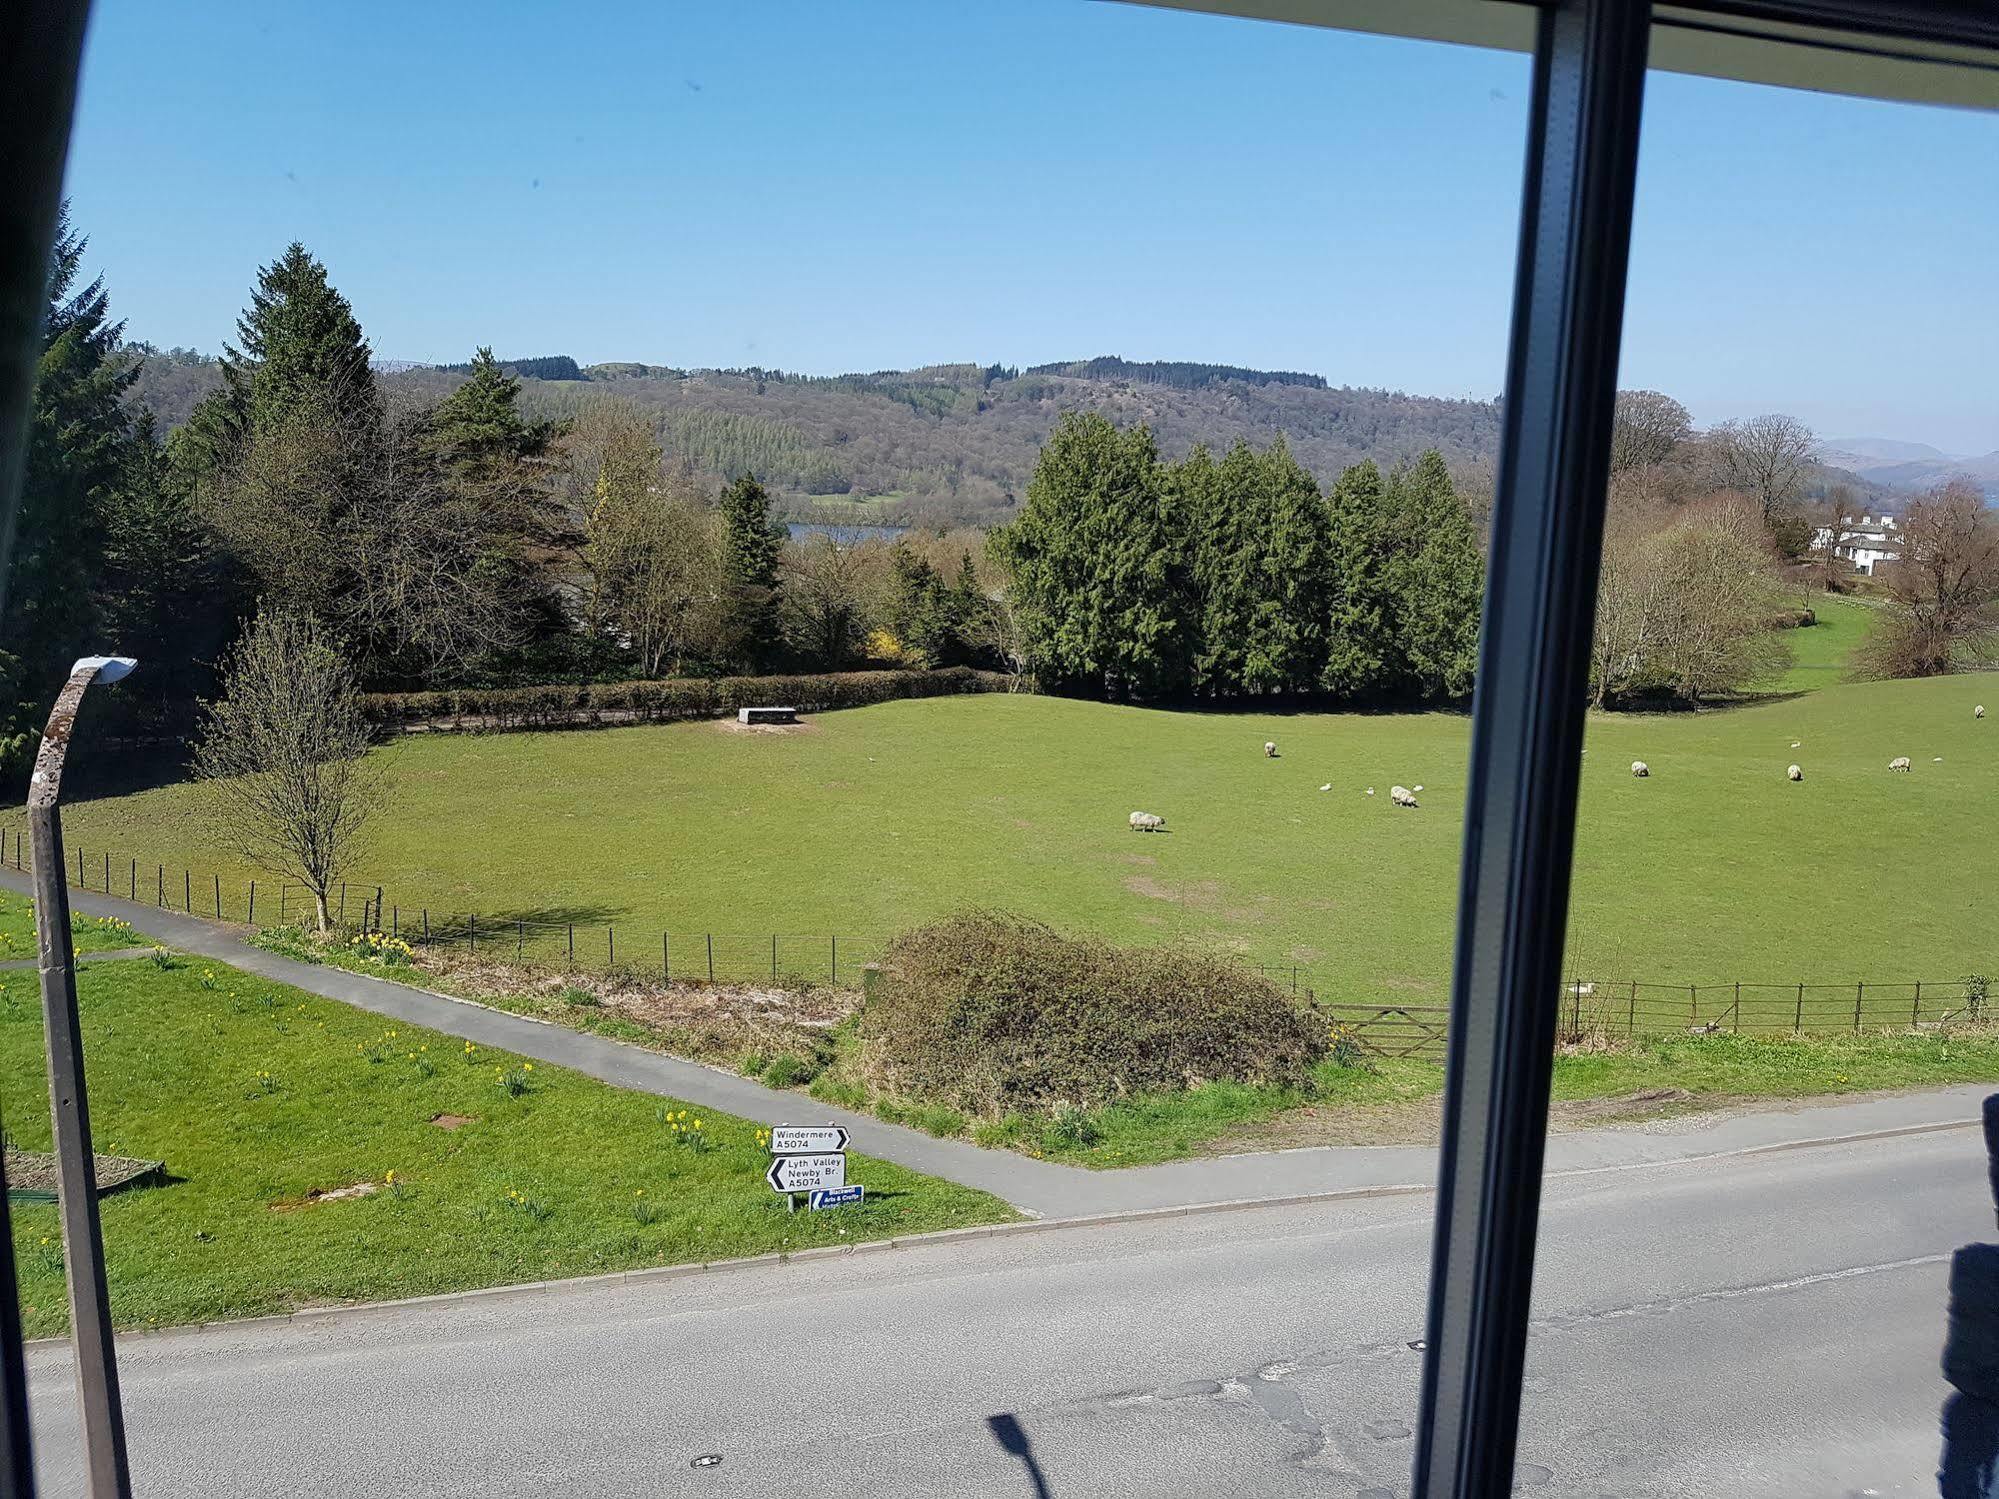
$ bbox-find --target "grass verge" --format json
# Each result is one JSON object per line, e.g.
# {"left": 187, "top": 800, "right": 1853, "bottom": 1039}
{"left": 0, "top": 888, "right": 144, "bottom": 960}
{"left": 2, "top": 954, "right": 1013, "bottom": 1338}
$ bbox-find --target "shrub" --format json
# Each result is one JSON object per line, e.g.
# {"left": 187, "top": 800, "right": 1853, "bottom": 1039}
{"left": 762, "top": 1053, "right": 819, "bottom": 1089}
{"left": 359, "top": 667, "right": 1011, "bottom": 736}
{"left": 861, "top": 913, "right": 1328, "bottom": 1118}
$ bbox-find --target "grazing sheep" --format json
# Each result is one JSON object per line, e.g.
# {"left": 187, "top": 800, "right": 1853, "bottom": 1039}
{"left": 1128, "top": 811, "right": 1165, "bottom": 832}
{"left": 1264, "top": 741, "right": 1278, "bottom": 758}
{"left": 1390, "top": 785, "right": 1418, "bottom": 807}
{"left": 1318, "top": 783, "right": 1332, "bottom": 792}
{"left": 1888, "top": 756, "right": 1912, "bottom": 772}
{"left": 1413, "top": 784, "right": 1424, "bottom": 793}
{"left": 1365, "top": 787, "right": 1376, "bottom": 797}
{"left": 1790, "top": 741, "right": 1802, "bottom": 749}
{"left": 1630, "top": 761, "right": 1649, "bottom": 778}
{"left": 1978, "top": 705, "right": 1986, "bottom": 719}
{"left": 1787, "top": 764, "right": 1803, "bottom": 782}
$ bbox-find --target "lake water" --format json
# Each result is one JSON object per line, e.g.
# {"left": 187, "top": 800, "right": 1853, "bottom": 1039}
{"left": 787, "top": 522, "right": 911, "bottom": 544}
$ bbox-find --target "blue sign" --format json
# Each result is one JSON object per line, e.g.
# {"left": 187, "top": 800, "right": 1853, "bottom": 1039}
{"left": 809, "top": 1184, "right": 866, "bottom": 1211}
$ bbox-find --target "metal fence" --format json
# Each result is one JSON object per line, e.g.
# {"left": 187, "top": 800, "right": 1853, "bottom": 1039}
{"left": 1324, "top": 975, "right": 1991, "bottom": 1059}
{"left": 4, "top": 825, "right": 1988, "bottom": 1030}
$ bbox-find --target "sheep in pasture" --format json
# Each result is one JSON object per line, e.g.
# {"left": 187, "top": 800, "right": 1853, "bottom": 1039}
{"left": 1978, "top": 705, "right": 1986, "bottom": 719}
{"left": 1787, "top": 764, "right": 1803, "bottom": 782}
{"left": 1129, "top": 811, "right": 1165, "bottom": 832}
{"left": 1630, "top": 761, "right": 1649, "bottom": 778}
{"left": 1366, "top": 787, "right": 1376, "bottom": 796}
{"left": 1264, "top": 741, "right": 1278, "bottom": 758}
{"left": 1888, "top": 756, "right": 1912, "bottom": 772}
{"left": 1413, "top": 784, "right": 1424, "bottom": 793}
{"left": 1391, "top": 785, "right": 1418, "bottom": 808}
{"left": 1318, "top": 783, "right": 1332, "bottom": 792}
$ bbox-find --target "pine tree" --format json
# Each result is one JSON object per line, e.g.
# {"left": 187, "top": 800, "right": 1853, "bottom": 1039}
{"left": 1383, "top": 450, "right": 1484, "bottom": 701}
{"left": 1, "top": 209, "right": 135, "bottom": 769}
{"left": 1185, "top": 438, "right": 1327, "bottom": 697}
{"left": 1320, "top": 459, "right": 1395, "bottom": 699}
{"left": 991, "top": 412, "right": 1192, "bottom": 700}
{"left": 718, "top": 473, "right": 786, "bottom": 671}
{"left": 231, "top": 242, "right": 379, "bottom": 439}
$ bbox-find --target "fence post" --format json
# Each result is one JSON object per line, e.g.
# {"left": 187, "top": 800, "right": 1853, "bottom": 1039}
{"left": 248, "top": 881, "right": 256, "bottom": 924}
{"left": 608, "top": 925, "right": 615, "bottom": 968}
{"left": 183, "top": 868, "right": 190, "bottom": 911}
{"left": 663, "top": 931, "right": 670, "bottom": 982}
{"left": 772, "top": 933, "right": 778, "bottom": 983}
{"left": 518, "top": 919, "right": 524, "bottom": 958}
{"left": 214, "top": 874, "right": 221, "bottom": 919}
{"left": 1689, "top": 984, "right": 1696, "bottom": 1026}
{"left": 340, "top": 883, "right": 346, "bottom": 924}
{"left": 1733, "top": 981, "right": 1740, "bottom": 1033}
{"left": 1795, "top": 982, "right": 1803, "bottom": 1033}
{"left": 129, "top": 858, "right": 135, "bottom": 899}
{"left": 423, "top": 908, "right": 430, "bottom": 942}
{"left": 279, "top": 885, "right": 287, "bottom": 924}
{"left": 376, "top": 888, "right": 383, "bottom": 929}
{"left": 831, "top": 935, "right": 837, "bottom": 986}
{"left": 707, "top": 933, "right": 714, "bottom": 983}
{"left": 470, "top": 913, "right": 477, "bottom": 953}
{"left": 1913, "top": 981, "right": 1921, "bottom": 1027}
{"left": 156, "top": 865, "right": 163, "bottom": 906}
{"left": 77, "top": 844, "right": 84, "bottom": 886}
{"left": 567, "top": 923, "right": 574, "bottom": 966}
{"left": 103, "top": 852, "right": 108, "bottom": 892}
{"left": 1854, "top": 981, "right": 1863, "bottom": 1032}
{"left": 1627, "top": 982, "right": 1636, "bottom": 1037}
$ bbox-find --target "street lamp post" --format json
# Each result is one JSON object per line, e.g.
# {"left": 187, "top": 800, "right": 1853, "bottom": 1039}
{"left": 29, "top": 655, "right": 137, "bottom": 1499}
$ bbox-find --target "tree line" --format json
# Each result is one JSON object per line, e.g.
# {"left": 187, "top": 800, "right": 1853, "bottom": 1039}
{"left": 994, "top": 413, "right": 1484, "bottom": 703}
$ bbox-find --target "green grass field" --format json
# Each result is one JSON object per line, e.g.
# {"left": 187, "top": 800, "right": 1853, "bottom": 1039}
{"left": 3, "top": 957, "right": 1011, "bottom": 1336}
{"left": 0, "top": 889, "right": 143, "bottom": 960}
{"left": 35, "top": 671, "right": 1996, "bottom": 1008}
{"left": 1757, "top": 595, "right": 1878, "bottom": 694}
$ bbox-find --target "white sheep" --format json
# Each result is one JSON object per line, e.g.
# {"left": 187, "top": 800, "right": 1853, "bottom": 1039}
{"left": 1128, "top": 811, "right": 1165, "bottom": 832}
{"left": 1978, "top": 705, "right": 1986, "bottom": 719}
{"left": 1264, "top": 741, "right": 1278, "bottom": 758}
{"left": 1318, "top": 783, "right": 1332, "bottom": 792}
{"left": 1413, "top": 784, "right": 1424, "bottom": 793}
{"left": 1631, "top": 761, "right": 1649, "bottom": 778}
{"left": 1391, "top": 785, "right": 1418, "bottom": 807}
{"left": 1365, "top": 787, "right": 1376, "bottom": 797}
{"left": 1787, "top": 764, "right": 1803, "bottom": 782}
{"left": 1888, "top": 756, "right": 1912, "bottom": 772}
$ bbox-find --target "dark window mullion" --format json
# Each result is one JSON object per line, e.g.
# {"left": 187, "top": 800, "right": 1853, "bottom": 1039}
{"left": 1411, "top": 2, "right": 1652, "bottom": 1495}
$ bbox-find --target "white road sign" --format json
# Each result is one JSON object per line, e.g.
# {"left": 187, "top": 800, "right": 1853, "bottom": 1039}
{"left": 768, "top": 1153, "right": 846, "bottom": 1194}
{"left": 770, "top": 1125, "right": 850, "bottom": 1155}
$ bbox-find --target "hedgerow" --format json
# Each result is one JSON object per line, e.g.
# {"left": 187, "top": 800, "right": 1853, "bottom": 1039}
{"left": 861, "top": 913, "right": 1328, "bottom": 1118}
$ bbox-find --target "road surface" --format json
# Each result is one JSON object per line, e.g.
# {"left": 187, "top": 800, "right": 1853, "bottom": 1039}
{"left": 25, "top": 1121, "right": 1987, "bottom": 1497}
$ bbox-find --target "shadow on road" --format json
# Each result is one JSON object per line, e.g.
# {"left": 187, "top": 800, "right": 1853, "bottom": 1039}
{"left": 1938, "top": 1091, "right": 1999, "bottom": 1497}
{"left": 987, "top": 1413, "right": 1053, "bottom": 1498}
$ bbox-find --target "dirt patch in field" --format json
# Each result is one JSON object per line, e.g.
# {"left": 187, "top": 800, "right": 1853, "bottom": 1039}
{"left": 271, "top": 1181, "right": 379, "bottom": 1213}
{"left": 712, "top": 718, "right": 818, "bottom": 737}
{"left": 1124, "top": 875, "right": 1224, "bottom": 909}
{"left": 429, "top": 1113, "right": 475, "bottom": 1131}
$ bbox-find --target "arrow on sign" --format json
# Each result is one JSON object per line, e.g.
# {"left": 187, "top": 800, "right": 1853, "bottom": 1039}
{"left": 768, "top": 1153, "right": 847, "bottom": 1194}
{"left": 770, "top": 1125, "right": 850, "bottom": 1155}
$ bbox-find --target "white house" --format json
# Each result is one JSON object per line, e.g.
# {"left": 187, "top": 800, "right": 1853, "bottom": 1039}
{"left": 1811, "top": 512, "right": 1901, "bottom": 575}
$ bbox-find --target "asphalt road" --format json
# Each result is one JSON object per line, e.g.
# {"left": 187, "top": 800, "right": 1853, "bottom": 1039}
{"left": 25, "top": 1124, "right": 1989, "bottom": 1498}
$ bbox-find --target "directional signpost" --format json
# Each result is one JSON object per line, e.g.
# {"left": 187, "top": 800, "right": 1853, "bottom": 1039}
{"left": 766, "top": 1125, "right": 861, "bottom": 1212}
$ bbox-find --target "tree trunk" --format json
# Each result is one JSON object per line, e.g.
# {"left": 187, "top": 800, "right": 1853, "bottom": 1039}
{"left": 314, "top": 889, "right": 331, "bottom": 934}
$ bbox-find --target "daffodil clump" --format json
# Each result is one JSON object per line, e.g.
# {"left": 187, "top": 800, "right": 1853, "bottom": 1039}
{"left": 496, "top": 1062, "right": 533, "bottom": 1097}
{"left": 662, "top": 1107, "right": 709, "bottom": 1153}
{"left": 348, "top": 931, "right": 417, "bottom": 968}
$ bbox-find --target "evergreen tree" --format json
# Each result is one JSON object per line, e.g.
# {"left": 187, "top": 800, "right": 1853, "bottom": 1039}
{"left": 1383, "top": 450, "right": 1484, "bottom": 700}
{"left": 1190, "top": 437, "right": 1329, "bottom": 696}
{"left": 718, "top": 473, "right": 786, "bottom": 671}
{"left": 426, "top": 348, "right": 564, "bottom": 656}
{"left": 230, "top": 241, "right": 379, "bottom": 439}
{"left": 990, "top": 412, "right": 1192, "bottom": 700}
{"left": 1, "top": 209, "right": 135, "bottom": 770}
{"left": 1320, "top": 459, "right": 1395, "bottom": 699}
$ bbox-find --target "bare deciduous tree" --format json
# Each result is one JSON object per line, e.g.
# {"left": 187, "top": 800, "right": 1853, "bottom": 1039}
{"left": 193, "top": 608, "right": 386, "bottom": 932}
{"left": 1859, "top": 481, "right": 1999, "bottom": 679}
{"left": 1609, "top": 390, "right": 1693, "bottom": 475}
{"left": 1706, "top": 413, "right": 1816, "bottom": 544}
{"left": 782, "top": 534, "right": 873, "bottom": 669}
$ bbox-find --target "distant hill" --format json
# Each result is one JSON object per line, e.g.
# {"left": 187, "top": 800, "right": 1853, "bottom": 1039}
{"left": 1816, "top": 437, "right": 1999, "bottom": 501}
{"left": 122, "top": 350, "right": 1503, "bottom": 527}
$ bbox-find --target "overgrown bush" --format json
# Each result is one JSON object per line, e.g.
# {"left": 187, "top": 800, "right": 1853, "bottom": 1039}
{"left": 360, "top": 666, "right": 1011, "bottom": 735}
{"left": 861, "top": 913, "right": 1327, "bottom": 1117}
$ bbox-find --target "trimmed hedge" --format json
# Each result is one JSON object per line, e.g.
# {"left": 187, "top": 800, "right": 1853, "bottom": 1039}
{"left": 361, "top": 667, "right": 1011, "bottom": 734}
{"left": 861, "top": 913, "right": 1329, "bottom": 1118}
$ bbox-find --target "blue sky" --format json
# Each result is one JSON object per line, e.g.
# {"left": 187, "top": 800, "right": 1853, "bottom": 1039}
{"left": 63, "top": 0, "right": 1997, "bottom": 453}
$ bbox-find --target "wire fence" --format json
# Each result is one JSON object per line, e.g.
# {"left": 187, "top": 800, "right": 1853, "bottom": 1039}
{"left": 3, "top": 826, "right": 1988, "bottom": 1039}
